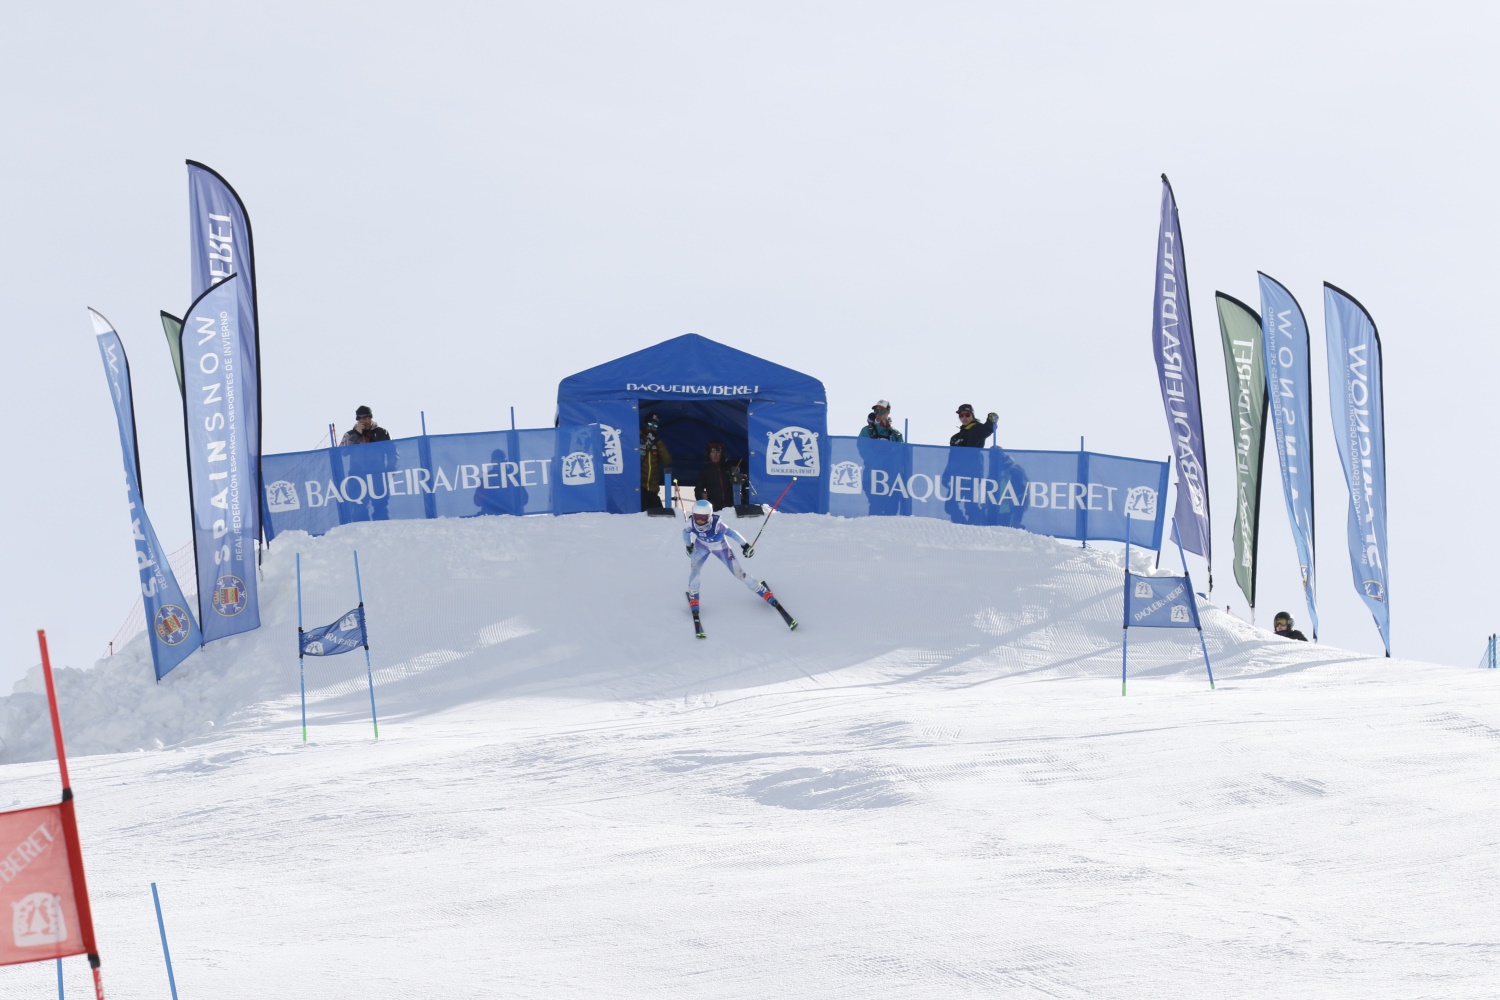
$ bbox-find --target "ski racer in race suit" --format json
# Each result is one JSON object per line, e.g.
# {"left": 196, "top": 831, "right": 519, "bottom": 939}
{"left": 683, "top": 499, "right": 771, "bottom": 602}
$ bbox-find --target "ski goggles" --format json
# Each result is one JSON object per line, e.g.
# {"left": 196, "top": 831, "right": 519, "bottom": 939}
{"left": 693, "top": 512, "right": 712, "bottom": 525}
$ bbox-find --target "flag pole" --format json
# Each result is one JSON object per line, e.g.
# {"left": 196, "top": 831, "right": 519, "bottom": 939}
{"left": 1172, "top": 519, "right": 1215, "bottom": 690}
{"left": 297, "top": 554, "right": 307, "bottom": 744}
{"left": 354, "top": 551, "right": 380, "bottom": 740}
{"left": 36, "top": 630, "right": 106, "bottom": 1000}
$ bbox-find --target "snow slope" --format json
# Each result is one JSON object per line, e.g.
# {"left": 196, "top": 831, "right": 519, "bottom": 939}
{"left": 1, "top": 514, "right": 1495, "bottom": 998}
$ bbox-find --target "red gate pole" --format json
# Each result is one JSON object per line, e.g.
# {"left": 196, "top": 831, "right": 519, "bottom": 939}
{"left": 36, "top": 630, "right": 106, "bottom": 1000}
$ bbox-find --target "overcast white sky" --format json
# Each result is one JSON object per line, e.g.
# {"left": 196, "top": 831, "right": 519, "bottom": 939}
{"left": 1, "top": 2, "right": 1493, "bottom": 688}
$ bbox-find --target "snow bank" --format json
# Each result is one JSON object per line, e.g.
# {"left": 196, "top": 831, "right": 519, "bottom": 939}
{"left": 1, "top": 513, "right": 1355, "bottom": 764}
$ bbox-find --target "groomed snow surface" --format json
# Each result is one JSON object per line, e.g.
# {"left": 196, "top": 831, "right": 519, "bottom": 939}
{"left": 1, "top": 514, "right": 1494, "bottom": 998}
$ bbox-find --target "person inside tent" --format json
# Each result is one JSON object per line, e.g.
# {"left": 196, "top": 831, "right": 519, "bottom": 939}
{"left": 1273, "top": 612, "right": 1308, "bottom": 641}
{"left": 683, "top": 499, "right": 785, "bottom": 615}
{"left": 695, "top": 440, "right": 743, "bottom": 511}
{"left": 859, "top": 399, "right": 903, "bottom": 441}
{"left": 640, "top": 411, "right": 673, "bottom": 511}
{"left": 949, "top": 403, "right": 997, "bottom": 448}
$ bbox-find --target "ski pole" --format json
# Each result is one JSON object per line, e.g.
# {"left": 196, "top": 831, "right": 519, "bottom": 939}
{"left": 749, "top": 477, "right": 797, "bottom": 549}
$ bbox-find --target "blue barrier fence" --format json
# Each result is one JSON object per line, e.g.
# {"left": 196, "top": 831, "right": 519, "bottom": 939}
{"left": 262, "top": 425, "right": 607, "bottom": 539}
{"left": 262, "top": 425, "right": 1169, "bottom": 549}
{"left": 825, "top": 437, "right": 1168, "bottom": 547}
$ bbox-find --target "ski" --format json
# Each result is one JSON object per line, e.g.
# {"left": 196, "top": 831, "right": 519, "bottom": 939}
{"left": 757, "top": 581, "right": 798, "bottom": 631}
{"left": 686, "top": 591, "right": 705, "bottom": 638}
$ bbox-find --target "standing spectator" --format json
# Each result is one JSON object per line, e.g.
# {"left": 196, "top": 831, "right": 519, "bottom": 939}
{"left": 949, "top": 403, "right": 997, "bottom": 448}
{"left": 340, "top": 405, "right": 391, "bottom": 446}
{"left": 695, "top": 440, "right": 742, "bottom": 511}
{"left": 339, "top": 405, "right": 394, "bottom": 520}
{"left": 1273, "top": 611, "right": 1308, "bottom": 641}
{"left": 640, "top": 411, "right": 673, "bottom": 510}
{"left": 859, "top": 400, "right": 904, "bottom": 442}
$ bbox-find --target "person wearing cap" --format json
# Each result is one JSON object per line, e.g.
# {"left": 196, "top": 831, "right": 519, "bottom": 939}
{"left": 949, "top": 403, "right": 998, "bottom": 448}
{"left": 683, "top": 498, "right": 781, "bottom": 609}
{"left": 338, "top": 405, "right": 394, "bottom": 520}
{"left": 859, "top": 400, "right": 903, "bottom": 442}
{"left": 1272, "top": 611, "right": 1308, "bottom": 641}
{"left": 695, "top": 440, "right": 743, "bottom": 511}
{"left": 640, "top": 411, "right": 673, "bottom": 510}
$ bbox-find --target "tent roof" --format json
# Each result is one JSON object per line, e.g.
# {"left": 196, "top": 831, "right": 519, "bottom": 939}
{"left": 557, "top": 333, "right": 826, "bottom": 404}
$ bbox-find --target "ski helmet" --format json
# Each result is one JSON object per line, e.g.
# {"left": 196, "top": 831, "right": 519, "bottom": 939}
{"left": 692, "top": 499, "right": 713, "bottom": 525}
{"left": 1273, "top": 611, "right": 1293, "bottom": 629}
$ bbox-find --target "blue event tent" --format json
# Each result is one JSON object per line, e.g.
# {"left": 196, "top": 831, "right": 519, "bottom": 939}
{"left": 557, "top": 333, "right": 828, "bottom": 514}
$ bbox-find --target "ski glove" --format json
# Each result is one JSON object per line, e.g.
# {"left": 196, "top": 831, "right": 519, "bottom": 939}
{"left": 987, "top": 411, "right": 998, "bottom": 424}
{"left": 685, "top": 544, "right": 695, "bottom": 556}
{"left": 741, "top": 544, "right": 754, "bottom": 558}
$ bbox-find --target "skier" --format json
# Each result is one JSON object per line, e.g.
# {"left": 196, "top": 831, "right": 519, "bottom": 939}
{"left": 683, "top": 499, "right": 795, "bottom": 635}
{"left": 1272, "top": 611, "right": 1308, "bottom": 641}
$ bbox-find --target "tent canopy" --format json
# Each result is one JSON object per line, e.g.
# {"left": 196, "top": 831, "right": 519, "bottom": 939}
{"left": 557, "top": 333, "right": 826, "bottom": 406}
{"left": 556, "top": 333, "right": 828, "bottom": 515}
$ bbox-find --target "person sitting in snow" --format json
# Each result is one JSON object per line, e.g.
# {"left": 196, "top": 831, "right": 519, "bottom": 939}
{"left": 1273, "top": 611, "right": 1308, "bottom": 641}
{"left": 683, "top": 499, "right": 781, "bottom": 610}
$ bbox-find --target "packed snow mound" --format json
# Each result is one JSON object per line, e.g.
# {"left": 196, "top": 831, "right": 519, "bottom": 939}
{"left": 1, "top": 513, "right": 1359, "bottom": 763}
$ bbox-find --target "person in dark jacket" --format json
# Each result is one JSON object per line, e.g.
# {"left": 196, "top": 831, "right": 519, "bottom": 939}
{"left": 1273, "top": 611, "right": 1308, "bottom": 641}
{"left": 949, "top": 403, "right": 997, "bottom": 448}
{"left": 340, "top": 405, "right": 391, "bottom": 446}
{"left": 695, "top": 440, "right": 742, "bottom": 511}
{"left": 640, "top": 412, "right": 673, "bottom": 510}
{"left": 339, "top": 405, "right": 394, "bottom": 520}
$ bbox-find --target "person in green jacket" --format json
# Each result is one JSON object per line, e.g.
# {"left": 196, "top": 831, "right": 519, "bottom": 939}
{"left": 640, "top": 412, "right": 673, "bottom": 510}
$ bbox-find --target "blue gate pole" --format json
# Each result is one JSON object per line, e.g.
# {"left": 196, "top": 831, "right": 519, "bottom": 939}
{"left": 56, "top": 958, "right": 63, "bottom": 999}
{"left": 1196, "top": 626, "right": 1216, "bottom": 690}
{"left": 420, "top": 410, "right": 427, "bottom": 435}
{"left": 151, "top": 882, "right": 181, "bottom": 1000}
{"left": 1079, "top": 436, "right": 1088, "bottom": 548}
{"left": 904, "top": 418, "right": 909, "bottom": 442}
{"left": 510, "top": 406, "right": 516, "bottom": 431}
{"left": 296, "top": 553, "right": 307, "bottom": 744}
{"left": 328, "top": 422, "right": 336, "bottom": 447}
{"left": 354, "top": 551, "right": 380, "bottom": 740}
{"left": 1122, "top": 532, "right": 1131, "bottom": 696}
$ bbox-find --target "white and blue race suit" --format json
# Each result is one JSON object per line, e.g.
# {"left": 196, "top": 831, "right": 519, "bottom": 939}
{"left": 683, "top": 513, "right": 767, "bottom": 600}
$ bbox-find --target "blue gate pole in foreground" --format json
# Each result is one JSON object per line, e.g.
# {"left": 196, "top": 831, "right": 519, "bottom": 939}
{"left": 56, "top": 958, "right": 63, "bottom": 999}
{"left": 296, "top": 553, "right": 307, "bottom": 743}
{"left": 354, "top": 551, "right": 380, "bottom": 740}
{"left": 151, "top": 882, "right": 181, "bottom": 1000}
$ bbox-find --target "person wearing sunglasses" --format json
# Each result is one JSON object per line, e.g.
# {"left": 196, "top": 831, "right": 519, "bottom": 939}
{"left": 859, "top": 399, "right": 903, "bottom": 442}
{"left": 639, "top": 411, "right": 673, "bottom": 511}
{"left": 949, "top": 403, "right": 998, "bottom": 448}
